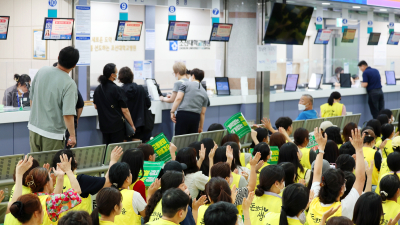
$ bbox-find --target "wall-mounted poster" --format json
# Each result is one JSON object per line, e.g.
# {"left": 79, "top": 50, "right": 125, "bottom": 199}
{"left": 33, "top": 29, "right": 47, "bottom": 59}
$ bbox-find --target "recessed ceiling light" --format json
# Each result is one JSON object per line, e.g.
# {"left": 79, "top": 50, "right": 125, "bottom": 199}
{"left": 353, "top": 6, "right": 361, "bottom": 8}
{"left": 322, "top": 3, "right": 330, "bottom": 5}
{"left": 380, "top": 9, "right": 388, "bottom": 11}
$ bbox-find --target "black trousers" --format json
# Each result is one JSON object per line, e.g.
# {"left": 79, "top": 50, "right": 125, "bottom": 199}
{"left": 102, "top": 128, "right": 125, "bottom": 145}
{"left": 367, "top": 88, "right": 385, "bottom": 119}
{"left": 175, "top": 111, "right": 201, "bottom": 136}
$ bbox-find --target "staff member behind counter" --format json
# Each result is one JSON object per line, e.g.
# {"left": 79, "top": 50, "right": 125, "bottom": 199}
{"left": 170, "top": 68, "right": 208, "bottom": 135}
{"left": 2, "top": 74, "right": 31, "bottom": 107}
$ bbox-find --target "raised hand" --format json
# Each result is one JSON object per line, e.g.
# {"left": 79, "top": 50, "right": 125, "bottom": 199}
{"left": 314, "top": 128, "right": 327, "bottom": 150}
{"left": 226, "top": 145, "right": 233, "bottom": 163}
{"left": 192, "top": 195, "right": 208, "bottom": 211}
{"left": 379, "top": 139, "right": 388, "bottom": 150}
{"left": 52, "top": 165, "right": 65, "bottom": 178}
{"left": 148, "top": 178, "right": 161, "bottom": 198}
{"left": 110, "top": 146, "right": 123, "bottom": 163}
{"left": 349, "top": 129, "right": 364, "bottom": 152}
{"left": 199, "top": 144, "right": 206, "bottom": 161}
{"left": 366, "top": 160, "right": 374, "bottom": 177}
{"left": 321, "top": 205, "right": 341, "bottom": 223}
{"left": 242, "top": 191, "right": 255, "bottom": 211}
{"left": 231, "top": 184, "right": 237, "bottom": 204}
{"left": 249, "top": 152, "right": 262, "bottom": 166}
{"left": 209, "top": 143, "right": 217, "bottom": 160}
{"left": 57, "top": 154, "right": 72, "bottom": 173}
{"left": 0, "top": 190, "right": 4, "bottom": 203}
{"left": 170, "top": 143, "right": 177, "bottom": 159}
{"left": 388, "top": 211, "right": 400, "bottom": 225}
{"left": 43, "top": 163, "right": 50, "bottom": 173}
{"left": 261, "top": 118, "right": 273, "bottom": 131}
{"left": 16, "top": 155, "right": 33, "bottom": 176}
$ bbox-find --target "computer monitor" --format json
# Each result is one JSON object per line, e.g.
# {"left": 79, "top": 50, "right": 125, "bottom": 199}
{"left": 387, "top": 32, "right": 400, "bottom": 45}
{"left": 314, "top": 29, "right": 332, "bottom": 45}
{"left": 42, "top": 18, "right": 74, "bottom": 40}
{"left": 340, "top": 73, "right": 351, "bottom": 88}
{"left": 209, "top": 23, "right": 233, "bottom": 42}
{"left": 342, "top": 29, "right": 356, "bottom": 43}
{"left": 284, "top": 74, "right": 299, "bottom": 92}
{"left": 308, "top": 73, "right": 323, "bottom": 89}
{"left": 0, "top": 16, "right": 10, "bottom": 40}
{"left": 367, "top": 32, "right": 381, "bottom": 45}
{"left": 115, "top": 21, "right": 143, "bottom": 41}
{"left": 166, "top": 21, "right": 190, "bottom": 41}
{"left": 385, "top": 71, "right": 396, "bottom": 85}
{"left": 215, "top": 77, "right": 230, "bottom": 95}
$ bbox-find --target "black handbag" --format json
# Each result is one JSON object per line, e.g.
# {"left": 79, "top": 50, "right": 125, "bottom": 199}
{"left": 100, "top": 85, "right": 135, "bottom": 138}
{"left": 144, "top": 109, "right": 155, "bottom": 133}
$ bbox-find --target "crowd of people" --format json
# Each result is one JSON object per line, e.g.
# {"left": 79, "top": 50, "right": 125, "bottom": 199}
{"left": 1, "top": 46, "right": 397, "bottom": 225}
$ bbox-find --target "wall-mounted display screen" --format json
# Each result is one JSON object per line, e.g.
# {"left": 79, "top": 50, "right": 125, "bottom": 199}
{"left": 42, "top": 18, "right": 74, "bottom": 40}
{"left": 368, "top": 0, "right": 400, "bottom": 8}
{"left": 115, "top": 21, "right": 143, "bottom": 41}
{"left": 166, "top": 21, "right": 190, "bottom": 41}
{"left": 209, "top": 23, "right": 233, "bottom": 42}
{"left": 340, "top": 73, "right": 351, "bottom": 88}
{"left": 385, "top": 71, "right": 396, "bottom": 85}
{"left": 314, "top": 29, "right": 332, "bottom": 45}
{"left": 330, "top": 0, "right": 366, "bottom": 4}
{"left": 0, "top": 16, "right": 10, "bottom": 40}
{"left": 285, "top": 74, "right": 299, "bottom": 92}
{"left": 264, "top": 3, "right": 314, "bottom": 45}
{"left": 215, "top": 77, "right": 230, "bottom": 95}
{"left": 367, "top": 33, "right": 381, "bottom": 45}
{"left": 342, "top": 29, "right": 357, "bottom": 43}
{"left": 308, "top": 73, "right": 323, "bottom": 89}
{"left": 387, "top": 32, "right": 400, "bottom": 45}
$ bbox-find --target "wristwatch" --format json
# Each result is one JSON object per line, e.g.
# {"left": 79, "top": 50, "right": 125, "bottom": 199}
{"left": 316, "top": 149, "right": 325, "bottom": 154}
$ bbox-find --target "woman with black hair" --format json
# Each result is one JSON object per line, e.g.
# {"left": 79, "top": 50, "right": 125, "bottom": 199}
{"left": 366, "top": 119, "right": 382, "bottom": 147}
{"left": 263, "top": 183, "right": 309, "bottom": 225}
{"left": 246, "top": 142, "right": 271, "bottom": 186}
{"left": 279, "top": 162, "right": 296, "bottom": 187}
{"left": 249, "top": 128, "right": 269, "bottom": 149}
{"left": 362, "top": 129, "right": 381, "bottom": 187}
{"left": 94, "top": 63, "right": 135, "bottom": 145}
{"left": 294, "top": 128, "right": 314, "bottom": 170}
{"left": 324, "top": 140, "right": 339, "bottom": 164}
{"left": 223, "top": 142, "right": 250, "bottom": 180}
{"left": 278, "top": 142, "right": 310, "bottom": 184}
{"left": 342, "top": 122, "right": 357, "bottom": 143}
{"left": 378, "top": 136, "right": 400, "bottom": 181}
{"left": 198, "top": 138, "right": 217, "bottom": 176}
{"left": 176, "top": 147, "right": 208, "bottom": 199}
{"left": 170, "top": 68, "right": 208, "bottom": 135}
{"left": 307, "top": 128, "right": 366, "bottom": 224}
{"left": 379, "top": 174, "right": 400, "bottom": 225}
{"left": 121, "top": 149, "right": 146, "bottom": 201}
{"left": 381, "top": 123, "right": 396, "bottom": 158}
{"left": 119, "top": 67, "right": 152, "bottom": 142}
{"left": 352, "top": 192, "right": 384, "bottom": 225}
{"left": 335, "top": 154, "right": 355, "bottom": 172}
{"left": 249, "top": 165, "right": 285, "bottom": 225}
{"left": 3, "top": 74, "right": 31, "bottom": 107}
{"left": 377, "top": 114, "right": 389, "bottom": 126}
{"left": 376, "top": 151, "right": 400, "bottom": 201}
{"left": 90, "top": 187, "right": 122, "bottom": 225}
{"left": 320, "top": 91, "right": 346, "bottom": 117}
{"left": 221, "top": 133, "right": 252, "bottom": 167}
{"left": 324, "top": 127, "right": 344, "bottom": 149}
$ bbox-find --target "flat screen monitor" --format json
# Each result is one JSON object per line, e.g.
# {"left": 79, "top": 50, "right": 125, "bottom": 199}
{"left": 264, "top": 3, "right": 314, "bottom": 45}
{"left": 166, "top": 21, "right": 190, "bottom": 41}
{"left": 367, "top": 32, "right": 381, "bottom": 45}
{"left": 340, "top": 73, "right": 351, "bottom": 88}
{"left": 314, "top": 29, "right": 332, "bottom": 45}
{"left": 0, "top": 16, "right": 10, "bottom": 40}
{"left": 342, "top": 29, "right": 357, "bottom": 43}
{"left": 308, "top": 73, "right": 323, "bottom": 89}
{"left": 387, "top": 32, "right": 400, "bottom": 45}
{"left": 42, "top": 18, "right": 74, "bottom": 40}
{"left": 215, "top": 77, "right": 230, "bottom": 95}
{"left": 115, "top": 21, "right": 143, "bottom": 41}
{"left": 284, "top": 74, "right": 299, "bottom": 92}
{"left": 385, "top": 71, "right": 396, "bottom": 85}
{"left": 209, "top": 23, "right": 233, "bottom": 42}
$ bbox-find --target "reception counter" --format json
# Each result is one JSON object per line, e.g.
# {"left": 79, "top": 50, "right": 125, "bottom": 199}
{"left": 2, "top": 85, "right": 400, "bottom": 156}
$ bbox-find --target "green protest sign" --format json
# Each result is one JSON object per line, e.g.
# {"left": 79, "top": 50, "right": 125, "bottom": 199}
{"left": 306, "top": 134, "right": 319, "bottom": 151}
{"left": 147, "top": 133, "right": 171, "bottom": 162}
{"left": 224, "top": 112, "right": 251, "bottom": 139}
{"left": 140, "top": 161, "right": 164, "bottom": 187}
{"left": 267, "top": 146, "right": 279, "bottom": 165}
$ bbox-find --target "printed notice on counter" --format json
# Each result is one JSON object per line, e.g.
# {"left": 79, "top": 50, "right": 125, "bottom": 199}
{"left": 257, "top": 45, "right": 277, "bottom": 72}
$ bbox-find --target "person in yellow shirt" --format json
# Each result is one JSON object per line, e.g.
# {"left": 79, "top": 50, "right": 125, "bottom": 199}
{"left": 320, "top": 91, "right": 346, "bottom": 118}
{"left": 375, "top": 152, "right": 400, "bottom": 202}
{"left": 379, "top": 174, "right": 400, "bottom": 225}
{"left": 249, "top": 165, "right": 285, "bottom": 225}
{"left": 278, "top": 143, "right": 310, "bottom": 184}
{"left": 108, "top": 162, "right": 147, "bottom": 225}
{"left": 8, "top": 194, "right": 44, "bottom": 225}
{"left": 362, "top": 129, "right": 382, "bottom": 187}
{"left": 307, "top": 128, "right": 365, "bottom": 225}
{"left": 59, "top": 211, "right": 91, "bottom": 225}
{"left": 264, "top": 183, "right": 309, "bottom": 225}
{"left": 246, "top": 142, "right": 271, "bottom": 187}
{"left": 379, "top": 137, "right": 400, "bottom": 181}
{"left": 203, "top": 201, "right": 239, "bottom": 225}
{"left": 366, "top": 119, "right": 382, "bottom": 148}
{"left": 293, "top": 128, "right": 313, "bottom": 170}
{"left": 352, "top": 192, "right": 384, "bottom": 225}
{"left": 146, "top": 188, "right": 190, "bottom": 225}
{"left": 90, "top": 187, "right": 122, "bottom": 225}
{"left": 381, "top": 123, "right": 396, "bottom": 158}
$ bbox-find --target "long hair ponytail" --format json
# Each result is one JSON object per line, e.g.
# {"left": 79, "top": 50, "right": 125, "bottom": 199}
{"left": 379, "top": 174, "right": 400, "bottom": 202}
{"left": 279, "top": 184, "right": 309, "bottom": 225}
{"left": 255, "top": 165, "right": 285, "bottom": 197}
{"left": 328, "top": 91, "right": 341, "bottom": 106}
{"left": 98, "top": 63, "right": 116, "bottom": 84}
{"left": 91, "top": 187, "right": 122, "bottom": 225}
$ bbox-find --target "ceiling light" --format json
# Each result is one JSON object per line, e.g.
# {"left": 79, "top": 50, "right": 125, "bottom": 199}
{"left": 380, "top": 9, "right": 387, "bottom": 11}
{"left": 353, "top": 6, "right": 361, "bottom": 9}
{"left": 322, "top": 3, "right": 330, "bottom": 5}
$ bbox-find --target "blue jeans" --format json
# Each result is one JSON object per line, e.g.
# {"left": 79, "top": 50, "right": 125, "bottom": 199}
{"left": 367, "top": 88, "right": 385, "bottom": 119}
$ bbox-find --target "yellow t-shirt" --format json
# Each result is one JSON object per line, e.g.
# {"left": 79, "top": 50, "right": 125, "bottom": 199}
{"left": 300, "top": 148, "right": 311, "bottom": 170}
{"left": 247, "top": 162, "right": 270, "bottom": 186}
{"left": 4, "top": 185, "right": 32, "bottom": 225}
{"left": 363, "top": 147, "right": 380, "bottom": 186}
{"left": 249, "top": 192, "right": 282, "bottom": 225}
{"left": 264, "top": 212, "right": 302, "bottom": 225}
{"left": 320, "top": 102, "right": 343, "bottom": 118}
{"left": 375, "top": 137, "right": 383, "bottom": 149}
{"left": 381, "top": 139, "right": 394, "bottom": 158}
{"left": 379, "top": 158, "right": 390, "bottom": 181}
{"left": 376, "top": 173, "right": 400, "bottom": 204}
{"left": 146, "top": 218, "right": 179, "bottom": 225}
{"left": 306, "top": 197, "right": 341, "bottom": 225}
{"left": 382, "top": 200, "right": 400, "bottom": 225}
{"left": 149, "top": 200, "right": 163, "bottom": 222}
{"left": 114, "top": 189, "right": 142, "bottom": 225}
{"left": 100, "top": 221, "right": 116, "bottom": 225}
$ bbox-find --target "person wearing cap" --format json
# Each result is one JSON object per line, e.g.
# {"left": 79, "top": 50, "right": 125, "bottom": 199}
{"left": 320, "top": 91, "right": 346, "bottom": 118}
{"left": 158, "top": 160, "right": 188, "bottom": 178}
{"left": 320, "top": 121, "right": 335, "bottom": 132}
{"left": 378, "top": 136, "right": 400, "bottom": 181}
{"left": 362, "top": 129, "right": 382, "bottom": 187}
{"left": 296, "top": 94, "right": 318, "bottom": 120}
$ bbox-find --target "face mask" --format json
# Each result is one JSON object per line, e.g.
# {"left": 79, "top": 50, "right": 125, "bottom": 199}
{"left": 229, "top": 176, "right": 233, "bottom": 185}
{"left": 298, "top": 104, "right": 306, "bottom": 111}
{"left": 278, "top": 182, "right": 285, "bottom": 194}
{"left": 18, "top": 88, "right": 24, "bottom": 94}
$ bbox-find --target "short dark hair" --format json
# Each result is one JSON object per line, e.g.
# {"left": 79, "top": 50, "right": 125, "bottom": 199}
{"left": 336, "top": 154, "right": 355, "bottom": 172}
{"left": 137, "top": 143, "right": 155, "bottom": 161}
{"left": 252, "top": 142, "right": 270, "bottom": 161}
{"left": 204, "top": 202, "right": 238, "bottom": 225}
{"left": 162, "top": 188, "right": 190, "bottom": 218}
{"left": 208, "top": 123, "right": 224, "bottom": 131}
{"left": 118, "top": 66, "right": 134, "bottom": 84}
{"left": 52, "top": 149, "right": 78, "bottom": 172}
{"left": 379, "top": 109, "right": 393, "bottom": 120}
{"left": 357, "top": 60, "right": 368, "bottom": 67}
{"left": 58, "top": 46, "right": 79, "bottom": 69}
{"left": 275, "top": 117, "right": 293, "bottom": 131}
{"left": 377, "top": 114, "right": 389, "bottom": 126}
{"left": 59, "top": 211, "right": 92, "bottom": 225}
{"left": 335, "top": 67, "right": 343, "bottom": 74}
{"left": 190, "top": 68, "right": 205, "bottom": 82}
{"left": 339, "top": 141, "right": 356, "bottom": 156}
{"left": 176, "top": 147, "right": 199, "bottom": 175}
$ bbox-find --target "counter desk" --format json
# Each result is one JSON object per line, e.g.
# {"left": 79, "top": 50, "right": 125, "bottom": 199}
{"left": 1, "top": 86, "right": 400, "bottom": 156}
